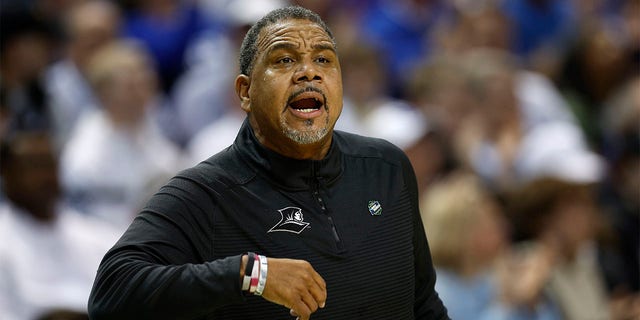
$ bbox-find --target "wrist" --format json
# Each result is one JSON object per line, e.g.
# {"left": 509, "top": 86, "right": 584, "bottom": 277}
{"left": 240, "top": 253, "right": 268, "bottom": 296}
{"left": 240, "top": 254, "right": 248, "bottom": 280}
{"left": 255, "top": 255, "right": 268, "bottom": 296}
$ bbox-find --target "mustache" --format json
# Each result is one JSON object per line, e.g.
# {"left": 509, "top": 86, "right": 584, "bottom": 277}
{"left": 286, "top": 86, "right": 327, "bottom": 108}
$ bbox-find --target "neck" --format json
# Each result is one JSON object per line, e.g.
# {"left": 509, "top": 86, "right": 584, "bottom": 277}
{"left": 263, "top": 137, "right": 331, "bottom": 160}
{"left": 248, "top": 118, "right": 333, "bottom": 160}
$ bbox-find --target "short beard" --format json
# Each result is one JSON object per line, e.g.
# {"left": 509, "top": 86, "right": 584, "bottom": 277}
{"left": 281, "top": 117, "right": 329, "bottom": 144}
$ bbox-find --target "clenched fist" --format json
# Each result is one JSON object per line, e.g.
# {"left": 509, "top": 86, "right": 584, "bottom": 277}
{"left": 241, "top": 256, "right": 326, "bottom": 320}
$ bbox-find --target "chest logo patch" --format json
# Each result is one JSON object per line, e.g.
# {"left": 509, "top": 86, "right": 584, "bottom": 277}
{"left": 268, "top": 206, "right": 310, "bottom": 234}
{"left": 368, "top": 200, "right": 382, "bottom": 216}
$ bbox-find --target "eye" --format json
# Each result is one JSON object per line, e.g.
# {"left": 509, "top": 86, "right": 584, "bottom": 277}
{"left": 277, "top": 57, "right": 294, "bottom": 64}
{"left": 316, "top": 56, "right": 330, "bottom": 64}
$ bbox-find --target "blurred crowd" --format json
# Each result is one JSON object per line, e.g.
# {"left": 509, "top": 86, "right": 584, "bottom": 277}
{"left": 0, "top": 0, "right": 638, "bottom": 319}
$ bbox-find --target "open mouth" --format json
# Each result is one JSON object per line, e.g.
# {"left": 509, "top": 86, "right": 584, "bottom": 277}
{"left": 287, "top": 89, "right": 326, "bottom": 115}
{"left": 289, "top": 97, "right": 323, "bottom": 113}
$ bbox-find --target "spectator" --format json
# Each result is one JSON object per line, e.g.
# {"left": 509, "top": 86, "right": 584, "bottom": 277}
{"left": 122, "top": 0, "right": 211, "bottom": 93}
{"left": 338, "top": 41, "right": 427, "bottom": 149}
{"left": 45, "top": 0, "right": 122, "bottom": 148}
{"left": 598, "top": 76, "right": 640, "bottom": 294}
{"left": 407, "top": 53, "right": 471, "bottom": 144}
{"left": 0, "top": 131, "right": 119, "bottom": 320}
{"left": 500, "top": 0, "right": 577, "bottom": 75}
{"left": 507, "top": 176, "right": 639, "bottom": 320}
{"left": 358, "top": 0, "right": 454, "bottom": 96}
{"left": 0, "top": 7, "right": 56, "bottom": 133}
{"left": 508, "top": 137, "right": 640, "bottom": 320}
{"left": 429, "top": 4, "right": 578, "bottom": 128}
{"left": 422, "top": 171, "right": 561, "bottom": 320}
{"left": 440, "top": 49, "right": 580, "bottom": 191}
{"left": 558, "top": 15, "right": 633, "bottom": 146}
{"left": 60, "top": 40, "right": 185, "bottom": 230}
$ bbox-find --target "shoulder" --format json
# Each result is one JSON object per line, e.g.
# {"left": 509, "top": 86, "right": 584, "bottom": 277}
{"left": 170, "top": 145, "right": 254, "bottom": 192}
{"left": 334, "top": 131, "right": 419, "bottom": 195}
{"left": 334, "top": 130, "right": 409, "bottom": 166}
{"left": 140, "top": 146, "right": 254, "bottom": 220}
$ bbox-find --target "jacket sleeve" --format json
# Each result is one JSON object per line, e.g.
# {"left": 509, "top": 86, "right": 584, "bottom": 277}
{"left": 400, "top": 154, "right": 450, "bottom": 320}
{"left": 88, "top": 174, "right": 245, "bottom": 320}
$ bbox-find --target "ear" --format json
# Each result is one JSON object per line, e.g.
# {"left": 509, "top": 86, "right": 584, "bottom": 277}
{"left": 235, "top": 74, "right": 251, "bottom": 113}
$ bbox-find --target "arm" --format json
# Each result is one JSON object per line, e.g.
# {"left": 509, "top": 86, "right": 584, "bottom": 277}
{"left": 400, "top": 154, "right": 450, "bottom": 320}
{"left": 88, "top": 176, "right": 245, "bottom": 320}
{"left": 88, "top": 173, "right": 328, "bottom": 320}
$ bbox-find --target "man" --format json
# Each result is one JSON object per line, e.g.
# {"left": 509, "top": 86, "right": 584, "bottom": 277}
{"left": 88, "top": 6, "right": 448, "bottom": 320}
{"left": 0, "top": 131, "right": 118, "bottom": 319}
{"left": 45, "top": 0, "right": 121, "bottom": 147}
{"left": 60, "top": 40, "right": 184, "bottom": 231}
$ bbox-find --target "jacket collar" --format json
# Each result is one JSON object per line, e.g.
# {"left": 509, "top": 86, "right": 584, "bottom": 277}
{"left": 234, "top": 118, "right": 343, "bottom": 191}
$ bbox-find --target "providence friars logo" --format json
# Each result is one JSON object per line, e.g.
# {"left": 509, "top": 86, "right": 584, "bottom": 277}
{"left": 268, "top": 206, "right": 310, "bottom": 234}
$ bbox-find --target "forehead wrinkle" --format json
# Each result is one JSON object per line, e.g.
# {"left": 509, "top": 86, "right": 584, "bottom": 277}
{"left": 263, "top": 36, "right": 335, "bottom": 59}
{"left": 257, "top": 21, "right": 333, "bottom": 55}
{"left": 256, "top": 24, "right": 291, "bottom": 53}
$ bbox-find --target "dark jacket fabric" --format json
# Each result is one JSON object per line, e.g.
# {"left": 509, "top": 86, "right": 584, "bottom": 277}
{"left": 88, "top": 119, "right": 449, "bottom": 320}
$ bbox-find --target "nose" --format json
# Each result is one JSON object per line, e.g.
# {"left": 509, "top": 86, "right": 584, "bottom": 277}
{"left": 293, "top": 58, "right": 322, "bottom": 83}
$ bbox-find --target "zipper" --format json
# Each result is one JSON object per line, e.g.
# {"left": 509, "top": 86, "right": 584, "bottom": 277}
{"left": 312, "top": 164, "right": 345, "bottom": 252}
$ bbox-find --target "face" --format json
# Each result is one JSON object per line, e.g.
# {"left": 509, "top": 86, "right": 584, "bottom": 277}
{"left": 70, "top": 1, "right": 120, "bottom": 66}
{"left": 469, "top": 201, "right": 508, "bottom": 262}
{"left": 236, "top": 19, "right": 343, "bottom": 159}
{"left": 7, "top": 34, "right": 51, "bottom": 81}
{"left": 2, "top": 134, "right": 60, "bottom": 220}
{"left": 551, "top": 191, "right": 598, "bottom": 257}
{"left": 99, "top": 52, "right": 156, "bottom": 127}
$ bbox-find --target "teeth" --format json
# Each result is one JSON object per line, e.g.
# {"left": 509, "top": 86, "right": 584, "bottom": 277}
{"left": 297, "top": 108, "right": 316, "bottom": 113}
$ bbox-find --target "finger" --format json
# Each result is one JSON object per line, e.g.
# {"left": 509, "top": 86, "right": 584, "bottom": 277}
{"left": 291, "top": 299, "right": 312, "bottom": 320}
{"left": 290, "top": 309, "right": 298, "bottom": 316}
{"left": 307, "top": 281, "right": 326, "bottom": 309}
{"left": 309, "top": 270, "right": 327, "bottom": 308}
{"left": 300, "top": 290, "right": 319, "bottom": 313}
{"left": 311, "top": 269, "right": 326, "bottom": 291}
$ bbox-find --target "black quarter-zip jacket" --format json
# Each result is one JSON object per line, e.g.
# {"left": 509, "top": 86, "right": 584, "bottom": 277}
{"left": 88, "top": 119, "right": 449, "bottom": 320}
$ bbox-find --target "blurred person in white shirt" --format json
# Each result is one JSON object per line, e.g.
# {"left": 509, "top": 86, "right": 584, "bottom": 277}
{"left": 0, "top": 130, "right": 119, "bottom": 320}
{"left": 60, "top": 40, "right": 185, "bottom": 231}
{"left": 45, "top": 0, "right": 122, "bottom": 148}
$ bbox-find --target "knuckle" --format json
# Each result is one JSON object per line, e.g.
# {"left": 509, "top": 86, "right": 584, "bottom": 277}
{"left": 287, "top": 290, "right": 299, "bottom": 301}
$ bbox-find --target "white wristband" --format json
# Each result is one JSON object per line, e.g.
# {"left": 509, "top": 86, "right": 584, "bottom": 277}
{"left": 241, "top": 274, "right": 251, "bottom": 291}
{"left": 255, "top": 255, "right": 268, "bottom": 296}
